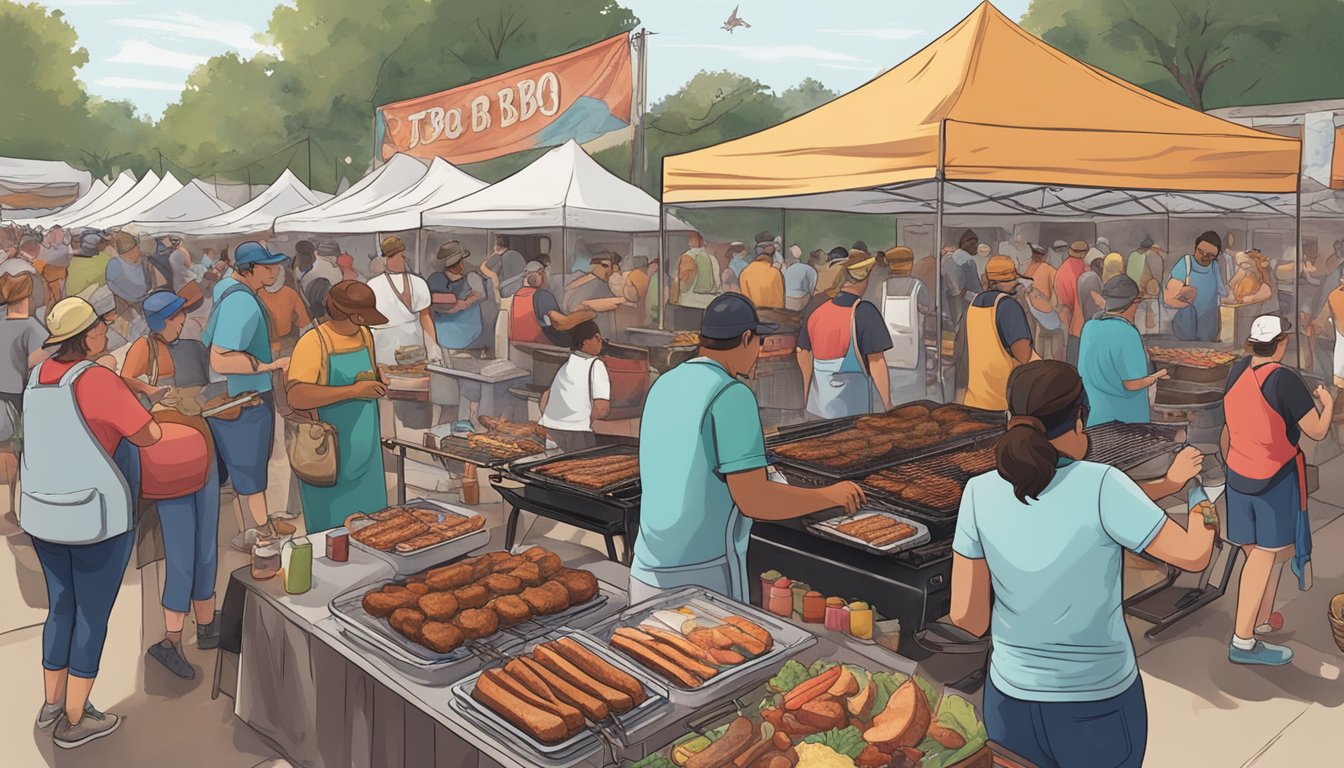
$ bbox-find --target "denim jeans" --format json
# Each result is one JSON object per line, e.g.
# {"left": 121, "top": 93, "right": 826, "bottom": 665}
{"left": 32, "top": 439, "right": 138, "bottom": 678}
{"left": 983, "top": 675, "right": 1147, "bottom": 768}
{"left": 157, "top": 464, "right": 221, "bottom": 613}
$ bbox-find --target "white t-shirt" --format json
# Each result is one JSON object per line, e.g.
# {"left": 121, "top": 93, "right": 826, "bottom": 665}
{"left": 539, "top": 353, "right": 611, "bottom": 432}
{"left": 369, "top": 271, "right": 431, "bottom": 365}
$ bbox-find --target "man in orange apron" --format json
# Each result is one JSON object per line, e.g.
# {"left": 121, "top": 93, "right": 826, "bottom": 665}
{"left": 962, "top": 256, "right": 1036, "bottom": 410}
{"left": 796, "top": 250, "right": 893, "bottom": 418}
{"left": 509, "top": 262, "right": 594, "bottom": 358}
{"left": 1222, "top": 315, "right": 1333, "bottom": 666}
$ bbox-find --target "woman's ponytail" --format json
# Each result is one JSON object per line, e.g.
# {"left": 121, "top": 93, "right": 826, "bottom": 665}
{"left": 995, "top": 361, "right": 1086, "bottom": 503}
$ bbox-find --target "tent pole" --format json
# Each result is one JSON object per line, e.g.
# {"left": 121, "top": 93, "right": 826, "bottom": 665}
{"left": 934, "top": 120, "right": 947, "bottom": 402}
{"left": 1295, "top": 176, "right": 1303, "bottom": 370}
{"left": 781, "top": 209, "right": 787, "bottom": 266}
{"left": 658, "top": 205, "right": 667, "bottom": 331}
{"left": 1164, "top": 210, "right": 1171, "bottom": 336}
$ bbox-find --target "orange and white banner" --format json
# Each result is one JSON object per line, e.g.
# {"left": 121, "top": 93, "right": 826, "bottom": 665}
{"left": 376, "top": 34, "right": 633, "bottom": 166}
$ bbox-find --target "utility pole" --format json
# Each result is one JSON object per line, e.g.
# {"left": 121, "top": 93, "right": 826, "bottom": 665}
{"left": 157, "top": 148, "right": 164, "bottom": 176}
{"left": 307, "top": 136, "right": 313, "bottom": 189}
{"left": 629, "top": 28, "right": 655, "bottom": 191}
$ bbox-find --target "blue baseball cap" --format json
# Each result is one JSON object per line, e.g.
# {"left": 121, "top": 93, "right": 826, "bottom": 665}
{"left": 143, "top": 290, "right": 187, "bottom": 332}
{"left": 700, "top": 293, "right": 779, "bottom": 341}
{"left": 233, "top": 241, "right": 288, "bottom": 268}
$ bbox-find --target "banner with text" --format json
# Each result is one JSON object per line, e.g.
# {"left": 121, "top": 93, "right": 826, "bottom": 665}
{"left": 375, "top": 34, "right": 633, "bottom": 166}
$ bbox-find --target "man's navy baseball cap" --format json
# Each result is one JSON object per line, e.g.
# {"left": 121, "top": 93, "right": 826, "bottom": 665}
{"left": 234, "top": 241, "right": 288, "bottom": 267}
{"left": 700, "top": 293, "right": 779, "bottom": 340}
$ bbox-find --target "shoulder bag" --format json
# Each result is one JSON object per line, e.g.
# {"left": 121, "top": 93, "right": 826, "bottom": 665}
{"left": 286, "top": 327, "right": 341, "bottom": 487}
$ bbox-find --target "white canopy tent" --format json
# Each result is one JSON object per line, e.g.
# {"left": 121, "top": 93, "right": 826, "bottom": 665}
{"left": 273, "top": 153, "right": 431, "bottom": 234}
{"left": 423, "top": 140, "right": 690, "bottom": 232}
{"left": 0, "top": 156, "right": 91, "bottom": 209}
{"left": 279, "top": 157, "right": 486, "bottom": 234}
{"left": 132, "top": 178, "right": 232, "bottom": 224}
{"left": 61, "top": 171, "right": 163, "bottom": 229}
{"left": 18, "top": 171, "right": 137, "bottom": 228}
{"left": 76, "top": 172, "right": 185, "bottom": 230}
{"left": 135, "top": 170, "right": 328, "bottom": 238}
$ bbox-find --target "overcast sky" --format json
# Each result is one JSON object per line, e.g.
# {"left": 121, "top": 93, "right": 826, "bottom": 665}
{"left": 57, "top": 0, "right": 1031, "bottom": 119}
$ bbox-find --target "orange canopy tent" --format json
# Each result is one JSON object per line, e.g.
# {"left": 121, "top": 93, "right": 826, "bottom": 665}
{"left": 662, "top": 2, "right": 1300, "bottom": 207}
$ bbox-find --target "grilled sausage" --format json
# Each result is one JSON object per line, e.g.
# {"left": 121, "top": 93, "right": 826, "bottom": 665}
{"left": 550, "top": 638, "right": 646, "bottom": 704}
{"left": 609, "top": 632, "right": 703, "bottom": 689}
{"left": 533, "top": 645, "right": 634, "bottom": 714}
{"left": 472, "top": 670, "right": 571, "bottom": 744}
{"left": 686, "top": 716, "right": 755, "bottom": 768}
{"left": 488, "top": 667, "right": 585, "bottom": 732}
{"left": 640, "top": 626, "right": 717, "bottom": 665}
{"left": 614, "top": 628, "right": 718, "bottom": 682}
{"left": 716, "top": 623, "right": 768, "bottom": 656}
{"left": 722, "top": 616, "right": 774, "bottom": 653}
{"left": 516, "top": 656, "right": 610, "bottom": 722}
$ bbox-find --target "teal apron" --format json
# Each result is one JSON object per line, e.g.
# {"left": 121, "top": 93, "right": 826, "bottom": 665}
{"left": 628, "top": 360, "right": 753, "bottom": 602}
{"left": 432, "top": 275, "right": 484, "bottom": 349}
{"left": 806, "top": 302, "right": 874, "bottom": 419}
{"left": 297, "top": 331, "right": 388, "bottom": 532}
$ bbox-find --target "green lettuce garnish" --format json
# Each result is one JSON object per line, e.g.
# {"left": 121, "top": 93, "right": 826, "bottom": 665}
{"left": 767, "top": 660, "right": 810, "bottom": 693}
{"left": 802, "top": 726, "right": 867, "bottom": 760}
{"left": 808, "top": 659, "right": 839, "bottom": 677}
{"left": 917, "top": 694, "right": 990, "bottom": 768}
{"left": 868, "top": 671, "right": 907, "bottom": 715}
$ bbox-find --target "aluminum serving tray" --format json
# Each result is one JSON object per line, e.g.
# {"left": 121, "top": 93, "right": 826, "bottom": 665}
{"left": 586, "top": 585, "right": 817, "bottom": 707}
{"left": 328, "top": 574, "right": 613, "bottom": 668}
{"left": 808, "top": 510, "right": 932, "bottom": 555}
{"left": 450, "top": 630, "right": 671, "bottom": 762}
{"left": 348, "top": 498, "right": 490, "bottom": 575}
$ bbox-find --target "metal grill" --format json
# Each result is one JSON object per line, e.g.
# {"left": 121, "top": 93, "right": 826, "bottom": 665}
{"left": 1084, "top": 422, "right": 1186, "bottom": 471}
{"left": 767, "top": 401, "right": 1004, "bottom": 479}
{"left": 510, "top": 444, "right": 642, "bottom": 498}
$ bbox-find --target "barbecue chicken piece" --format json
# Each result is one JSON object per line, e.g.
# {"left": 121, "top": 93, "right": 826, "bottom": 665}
{"left": 419, "top": 621, "right": 465, "bottom": 654}
{"left": 454, "top": 607, "right": 500, "bottom": 639}
{"left": 479, "top": 415, "right": 549, "bottom": 440}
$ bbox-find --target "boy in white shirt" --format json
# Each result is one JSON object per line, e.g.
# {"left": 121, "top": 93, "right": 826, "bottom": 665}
{"left": 539, "top": 320, "right": 610, "bottom": 452}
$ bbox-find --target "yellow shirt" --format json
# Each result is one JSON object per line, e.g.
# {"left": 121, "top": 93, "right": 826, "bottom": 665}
{"left": 739, "top": 259, "right": 785, "bottom": 309}
{"left": 66, "top": 252, "right": 110, "bottom": 297}
{"left": 287, "top": 324, "right": 373, "bottom": 386}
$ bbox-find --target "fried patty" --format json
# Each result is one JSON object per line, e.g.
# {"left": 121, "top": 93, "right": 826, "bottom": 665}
{"left": 454, "top": 584, "right": 490, "bottom": 610}
{"left": 425, "top": 563, "right": 474, "bottom": 591}
{"left": 482, "top": 573, "right": 523, "bottom": 596}
{"left": 419, "top": 621, "right": 465, "bottom": 654}
{"left": 531, "top": 551, "right": 564, "bottom": 578}
{"left": 454, "top": 607, "right": 500, "bottom": 639}
{"left": 507, "top": 561, "right": 545, "bottom": 587}
{"left": 389, "top": 607, "right": 426, "bottom": 641}
{"left": 489, "top": 595, "right": 532, "bottom": 628}
{"left": 417, "top": 591, "right": 460, "bottom": 621}
{"left": 552, "top": 569, "right": 599, "bottom": 604}
{"left": 362, "top": 587, "right": 418, "bottom": 618}
{"left": 521, "top": 581, "right": 571, "bottom": 615}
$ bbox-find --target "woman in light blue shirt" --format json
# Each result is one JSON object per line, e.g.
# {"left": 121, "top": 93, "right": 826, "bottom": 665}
{"left": 951, "top": 361, "right": 1214, "bottom": 768}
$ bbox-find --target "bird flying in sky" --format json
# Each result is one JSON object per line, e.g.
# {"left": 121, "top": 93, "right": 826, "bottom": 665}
{"left": 722, "top": 5, "right": 751, "bottom": 33}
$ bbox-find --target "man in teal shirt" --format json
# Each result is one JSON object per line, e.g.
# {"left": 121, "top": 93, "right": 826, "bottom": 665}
{"left": 203, "top": 241, "right": 292, "bottom": 551}
{"left": 631, "top": 294, "right": 864, "bottom": 602}
{"left": 1078, "top": 275, "right": 1168, "bottom": 426}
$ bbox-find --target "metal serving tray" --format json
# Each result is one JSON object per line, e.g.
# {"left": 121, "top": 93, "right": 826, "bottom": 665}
{"left": 512, "top": 444, "right": 643, "bottom": 500}
{"left": 450, "top": 630, "right": 670, "bottom": 762}
{"left": 808, "top": 510, "right": 933, "bottom": 555}
{"left": 328, "top": 571, "right": 612, "bottom": 668}
{"left": 348, "top": 498, "right": 490, "bottom": 576}
{"left": 767, "top": 401, "right": 1004, "bottom": 480}
{"left": 585, "top": 586, "right": 817, "bottom": 707}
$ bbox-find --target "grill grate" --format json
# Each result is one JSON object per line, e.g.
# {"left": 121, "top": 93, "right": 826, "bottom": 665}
{"left": 511, "top": 444, "right": 641, "bottom": 497}
{"left": 767, "top": 402, "right": 1004, "bottom": 479}
{"left": 1084, "top": 422, "right": 1185, "bottom": 471}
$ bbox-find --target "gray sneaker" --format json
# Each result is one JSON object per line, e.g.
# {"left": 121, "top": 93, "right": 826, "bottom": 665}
{"left": 147, "top": 640, "right": 195, "bottom": 679}
{"left": 38, "top": 700, "right": 100, "bottom": 731}
{"left": 230, "top": 527, "right": 262, "bottom": 553}
{"left": 36, "top": 702, "right": 62, "bottom": 730}
{"left": 53, "top": 705, "right": 120, "bottom": 749}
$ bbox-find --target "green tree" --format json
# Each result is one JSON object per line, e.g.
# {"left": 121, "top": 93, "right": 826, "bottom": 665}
{"left": 0, "top": 1, "right": 155, "bottom": 177}
{"left": 778, "top": 77, "right": 838, "bottom": 120}
{"left": 1021, "top": 0, "right": 1344, "bottom": 110}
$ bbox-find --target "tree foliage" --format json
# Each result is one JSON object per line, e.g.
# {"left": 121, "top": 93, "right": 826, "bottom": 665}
{"left": 1022, "top": 0, "right": 1344, "bottom": 110}
{"left": 0, "top": 2, "right": 155, "bottom": 177}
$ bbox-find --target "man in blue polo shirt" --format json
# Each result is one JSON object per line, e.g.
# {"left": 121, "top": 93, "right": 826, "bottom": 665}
{"left": 203, "top": 241, "right": 292, "bottom": 551}
{"left": 631, "top": 293, "right": 865, "bottom": 602}
{"left": 1079, "top": 276, "right": 1169, "bottom": 425}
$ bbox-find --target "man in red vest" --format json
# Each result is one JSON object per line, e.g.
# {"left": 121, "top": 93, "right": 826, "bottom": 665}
{"left": 1222, "top": 314, "right": 1333, "bottom": 666}
{"left": 508, "top": 261, "right": 594, "bottom": 366}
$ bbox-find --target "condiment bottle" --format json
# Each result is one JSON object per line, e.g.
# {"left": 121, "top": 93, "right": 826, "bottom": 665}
{"left": 824, "top": 597, "right": 849, "bottom": 632}
{"left": 767, "top": 577, "right": 793, "bottom": 617}
{"left": 759, "top": 570, "right": 782, "bottom": 607}
{"left": 848, "top": 600, "right": 874, "bottom": 640}
{"left": 283, "top": 537, "right": 313, "bottom": 595}
{"left": 251, "top": 536, "right": 281, "bottom": 581}
{"left": 802, "top": 591, "right": 826, "bottom": 623}
{"left": 790, "top": 581, "right": 810, "bottom": 618}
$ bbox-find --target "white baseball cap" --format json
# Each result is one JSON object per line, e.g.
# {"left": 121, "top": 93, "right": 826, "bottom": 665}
{"left": 1248, "top": 314, "right": 1292, "bottom": 343}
